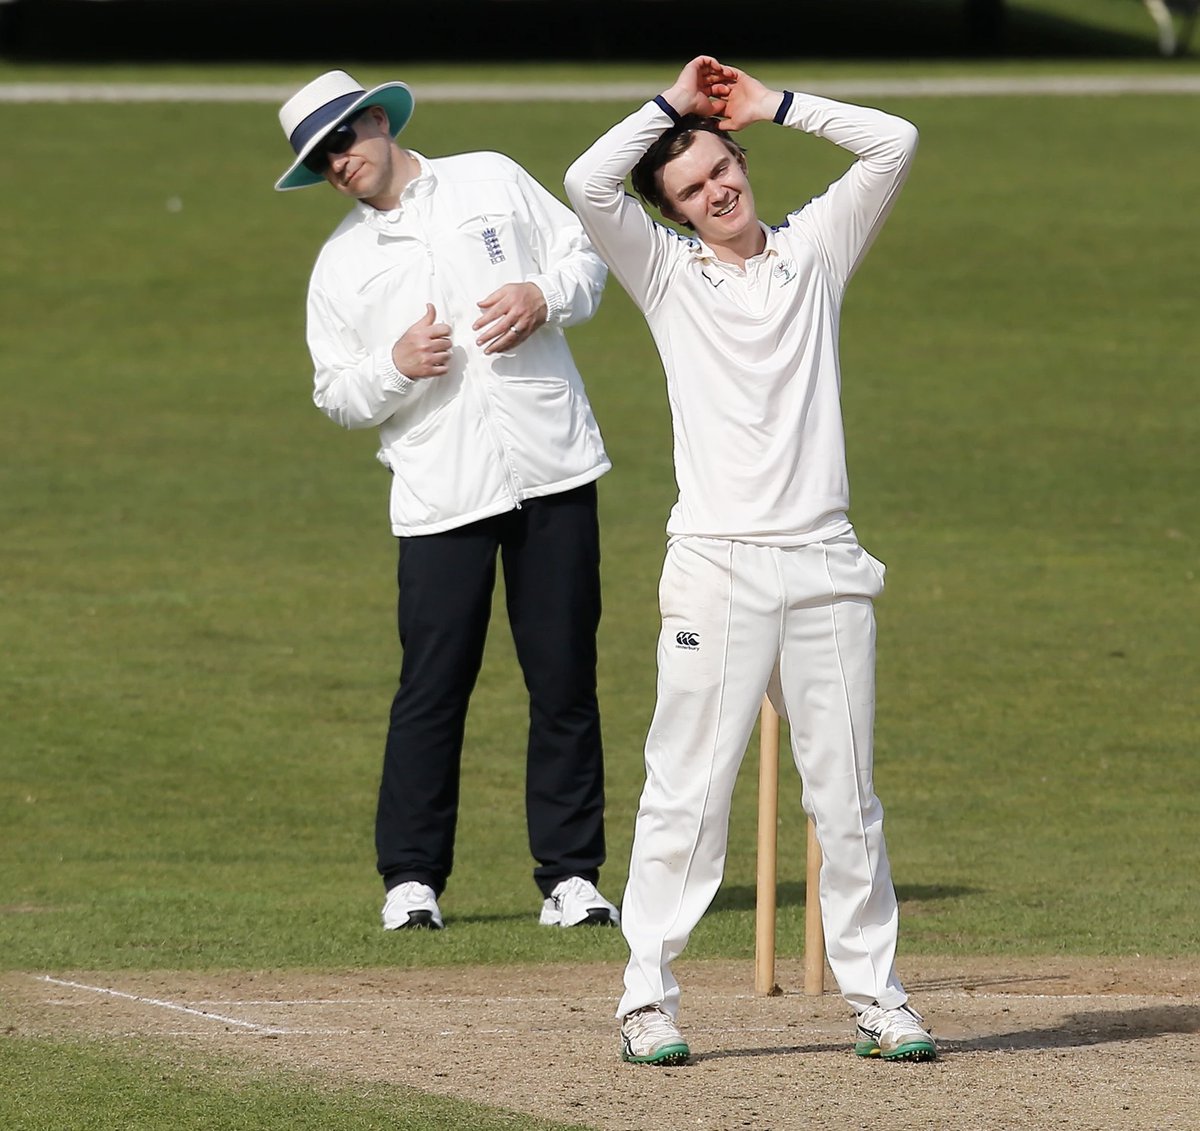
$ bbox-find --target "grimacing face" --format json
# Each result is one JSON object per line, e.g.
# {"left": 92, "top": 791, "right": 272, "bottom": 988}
{"left": 658, "top": 131, "right": 758, "bottom": 245}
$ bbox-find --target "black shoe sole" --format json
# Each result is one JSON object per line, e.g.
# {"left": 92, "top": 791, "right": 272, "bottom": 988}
{"left": 396, "top": 910, "right": 443, "bottom": 930}
{"left": 573, "top": 908, "right": 616, "bottom": 926}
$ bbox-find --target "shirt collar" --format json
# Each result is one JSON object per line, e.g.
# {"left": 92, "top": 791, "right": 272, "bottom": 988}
{"left": 687, "top": 221, "right": 778, "bottom": 265}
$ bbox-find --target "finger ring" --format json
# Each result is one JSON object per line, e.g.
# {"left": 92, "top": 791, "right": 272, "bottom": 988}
{"left": 511, "top": 323, "right": 521, "bottom": 334}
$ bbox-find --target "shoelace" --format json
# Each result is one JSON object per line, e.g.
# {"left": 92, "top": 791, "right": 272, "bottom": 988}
{"left": 625, "top": 1007, "right": 678, "bottom": 1043}
{"left": 887, "top": 1013, "right": 928, "bottom": 1039}
{"left": 865, "top": 1005, "right": 927, "bottom": 1042}
{"left": 554, "top": 877, "right": 595, "bottom": 905}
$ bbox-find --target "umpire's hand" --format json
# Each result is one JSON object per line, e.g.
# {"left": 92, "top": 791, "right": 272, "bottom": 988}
{"left": 473, "top": 282, "right": 548, "bottom": 355}
{"left": 392, "top": 304, "right": 453, "bottom": 378}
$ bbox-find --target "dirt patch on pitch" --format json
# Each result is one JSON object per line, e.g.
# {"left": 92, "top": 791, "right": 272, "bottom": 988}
{"left": 4, "top": 957, "right": 1198, "bottom": 1130}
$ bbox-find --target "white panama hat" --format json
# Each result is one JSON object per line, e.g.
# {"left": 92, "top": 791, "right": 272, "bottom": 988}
{"left": 275, "top": 69, "right": 414, "bottom": 191}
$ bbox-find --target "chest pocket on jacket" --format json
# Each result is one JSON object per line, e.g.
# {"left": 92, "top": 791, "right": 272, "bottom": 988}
{"left": 454, "top": 214, "right": 526, "bottom": 278}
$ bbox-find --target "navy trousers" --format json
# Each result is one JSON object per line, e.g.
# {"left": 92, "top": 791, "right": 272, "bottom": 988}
{"left": 375, "top": 482, "right": 606, "bottom": 899}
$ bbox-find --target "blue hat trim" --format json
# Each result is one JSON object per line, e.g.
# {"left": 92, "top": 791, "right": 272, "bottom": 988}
{"left": 288, "top": 92, "right": 364, "bottom": 156}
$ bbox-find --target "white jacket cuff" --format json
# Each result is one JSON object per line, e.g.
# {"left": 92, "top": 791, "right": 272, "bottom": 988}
{"left": 528, "top": 274, "right": 565, "bottom": 323}
{"left": 380, "top": 349, "right": 418, "bottom": 394}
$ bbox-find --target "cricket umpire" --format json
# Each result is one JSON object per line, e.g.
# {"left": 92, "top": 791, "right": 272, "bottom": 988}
{"left": 276, "top": 70, "right": 620, "bottom": 932}
{"left": 566, "top": 57, "right": 935, "bottom": 1063}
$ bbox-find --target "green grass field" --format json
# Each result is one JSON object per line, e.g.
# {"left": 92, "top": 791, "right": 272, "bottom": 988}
{"left": 2, "top": 41, "right": 1198, "bottom": 1131}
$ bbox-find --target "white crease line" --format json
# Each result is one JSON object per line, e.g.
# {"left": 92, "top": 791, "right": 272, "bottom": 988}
{"left": 193, "top": 995, "right": 619, "bottom": 1006}
{"left": 36, "top": 976, "right": 295, "bottom": 1036}
{"left": 427, "top": 1024, "right": 815, "bottom": 1041}
{"left": 2, "top": 75, "right": 1200, "bottom": 105}
{"left": 189, "top": 989, "right": 1190, "bottom": 1008}
{"left": 193, "top": 998, "right": 406, "bottom": 1006}
{"left": 111, "top": 1027, "right": 351, "bottom": 1038}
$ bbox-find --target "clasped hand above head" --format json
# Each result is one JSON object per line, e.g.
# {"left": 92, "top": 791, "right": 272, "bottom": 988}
{"left": 663, "top": 55, "right": 784, "bottom": 133}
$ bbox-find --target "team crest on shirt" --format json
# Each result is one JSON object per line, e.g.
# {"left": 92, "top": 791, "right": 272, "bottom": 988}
{"left": 774, "top": 258, "right": 797, "bottom": 285}
{"left": 674, "top": 630, "right": 700, "bottom": 651}
{"left": 482, "top": 227, "right": 506, "bottom": 265}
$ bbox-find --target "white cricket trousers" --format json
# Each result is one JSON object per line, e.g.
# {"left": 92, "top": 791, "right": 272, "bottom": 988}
{"left": 618, "top": 535, "right": 908, "bottom": 1020}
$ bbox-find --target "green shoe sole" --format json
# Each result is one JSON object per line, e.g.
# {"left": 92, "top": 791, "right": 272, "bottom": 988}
{"left": 621, "top": 1042, "right": 690, "bottom": 1066}
{"left": 883, "top": 1041, "right": 937, "bottom": 1062}
{"left": 855, "top": 1039, "right": 937, "bottom": 1061}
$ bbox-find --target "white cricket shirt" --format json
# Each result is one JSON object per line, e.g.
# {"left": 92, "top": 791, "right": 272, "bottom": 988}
{"left": 565, "top": 94, "right": 918, "bottom": 544}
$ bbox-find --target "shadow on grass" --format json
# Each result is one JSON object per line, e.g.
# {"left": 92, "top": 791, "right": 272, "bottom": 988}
{"left": 445, "top": 911, "right": 622, "bottom": 927}
{"left": 712, "top": 881, "right": 976, "bottom": 912}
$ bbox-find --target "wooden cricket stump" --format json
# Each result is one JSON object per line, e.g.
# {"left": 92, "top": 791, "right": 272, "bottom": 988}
{"left": 755, "top": 697, "right": 826, "bottom": 996}
{"left": 803, "top": 816, "right": 824, "bottom": 995}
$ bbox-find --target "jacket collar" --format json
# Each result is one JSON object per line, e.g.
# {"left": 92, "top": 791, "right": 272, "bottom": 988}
{"left": 355, "top": 151, "right": 436, "bottom": 230}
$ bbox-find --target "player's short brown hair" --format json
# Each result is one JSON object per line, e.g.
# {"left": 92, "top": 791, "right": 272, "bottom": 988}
{"left": 631, "top": 115, "right": 747, "bottom": 218}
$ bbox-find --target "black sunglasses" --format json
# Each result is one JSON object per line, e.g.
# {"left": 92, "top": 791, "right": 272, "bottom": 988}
{"left": 303, "top": 112, "right": 366, "bottom": 175}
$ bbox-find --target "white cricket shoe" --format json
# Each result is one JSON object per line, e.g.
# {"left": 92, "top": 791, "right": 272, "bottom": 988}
{"left": 538, "top": 876, "right": 619, "bottom": 927}
{"left": 381, "top": 881, "right": 444, "bottom": 930}
{"left": 620, "top": 1005, "right": 690, "bottom": 1066}
{"left": 854, "top": 1002, "right": 937, "bottom": 1061}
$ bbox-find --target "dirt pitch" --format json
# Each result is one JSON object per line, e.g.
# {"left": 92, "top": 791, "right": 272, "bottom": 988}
{"left": 4, "top": 956, "right": 1198, "bottom": 1130}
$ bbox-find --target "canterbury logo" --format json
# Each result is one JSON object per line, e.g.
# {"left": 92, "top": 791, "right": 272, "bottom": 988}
{"left": 675, "top": 631, "right": 700, "bottom": 650}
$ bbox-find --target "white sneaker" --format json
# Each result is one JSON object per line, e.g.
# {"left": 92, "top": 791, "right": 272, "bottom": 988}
{"left": 538, "top": 876, "right": 619, "bottom": 927}
{"left": 381, "top": 881, "right": 444, "bottom": 930}
{"left": 620, "top": 1005, "right": 690, "bottom": 1066}
{"left": 854, "top": 1002, "right": 937, "bottom": 1061}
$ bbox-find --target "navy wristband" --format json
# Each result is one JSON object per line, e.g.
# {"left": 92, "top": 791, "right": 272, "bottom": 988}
{"left": 654, "top": 95, "right": 682, "bottom": 124}
{"left": 773, "top": 91, "right": 794, "bottom": 125}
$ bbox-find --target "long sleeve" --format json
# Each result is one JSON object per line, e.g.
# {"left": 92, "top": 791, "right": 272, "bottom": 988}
{"left": 308, "top": 274, "right": 426, "bottom": 431}
{"left": 778, "top": 92, "right": 919, "bottom": 290}
{"left": 564, "top": 101, "right": 683, "bottom": 313}
{"left": 510, "top": 160, "right": 609, "bottom": 327}
{"left": 565, "top": 94, "right": 918, "bottom": 307}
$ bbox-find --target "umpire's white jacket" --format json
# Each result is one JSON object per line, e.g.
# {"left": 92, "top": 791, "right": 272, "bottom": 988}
{"left": 306, "top": 150, "right": 610, "bottom": 536}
